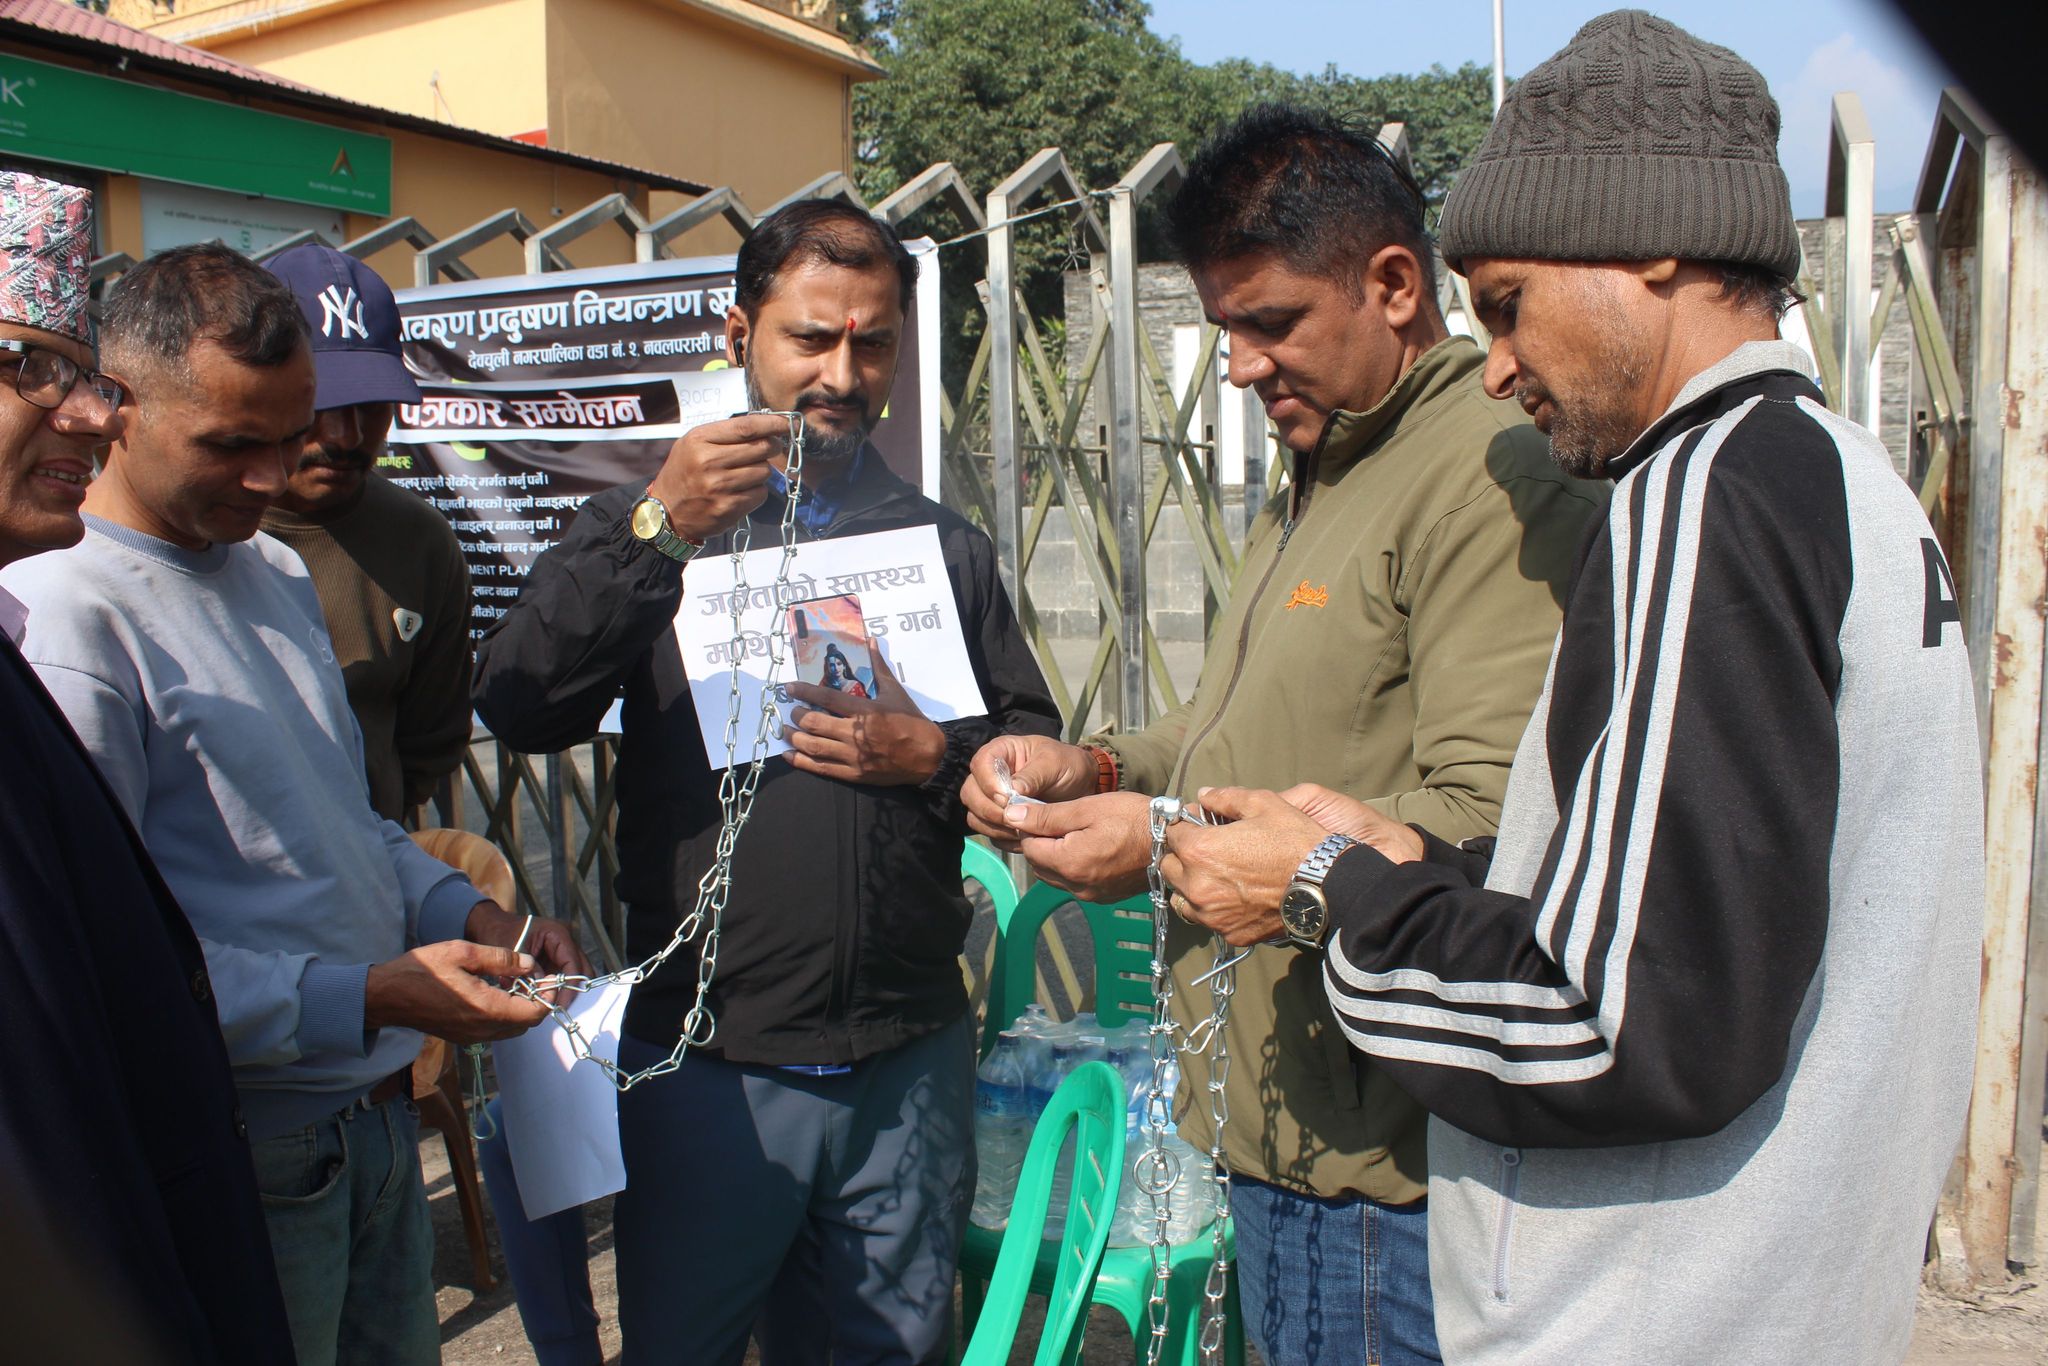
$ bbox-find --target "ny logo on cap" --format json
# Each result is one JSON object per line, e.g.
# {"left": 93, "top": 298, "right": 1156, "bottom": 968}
{"left": 318, "top": 285, "right": 367, "bottom": 341}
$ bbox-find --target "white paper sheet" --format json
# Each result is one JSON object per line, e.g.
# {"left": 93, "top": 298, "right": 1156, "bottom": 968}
{"left": 493, "top": 980, "right": 633, "bottom": 1222}
{"left": 673, "top": 524, "right": 985, "bottom": 770}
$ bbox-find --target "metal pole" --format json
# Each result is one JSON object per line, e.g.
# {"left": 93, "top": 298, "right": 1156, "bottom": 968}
{"left": 1241, "top": 377, "right": 1268, "bottom": 538}
{"left": 984, "top": 187, "right": 1025, "bottom": 605}
{"left": 545, "top": 753, "right": 569, "bottom": 921}
{"left": 1962, "top": 125, "right": 2035, "bottom": 1282}
{"left": 1108, "top": 184, "right": 1149, "bottom": 732}
{"left": 1827, "top": 94, "right": 1877, "bottom": 425}
{"left": 1492, "top": 0, "right": 1507, "bottom": 113}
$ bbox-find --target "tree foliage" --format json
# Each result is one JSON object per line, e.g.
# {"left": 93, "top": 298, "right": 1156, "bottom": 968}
{"left": 853, "top": 0, "right": 1218, "bottom": 216}
{"left": 846, "top": 0, "right": 1497, "bottom": 355}
{"left": 1196, "top": 60, "right": 1498, "bottom": 209}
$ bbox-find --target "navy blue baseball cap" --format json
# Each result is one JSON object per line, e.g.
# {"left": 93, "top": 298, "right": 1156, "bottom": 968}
{"left": 265, "top": 243, "right": 421, "bottom": 410}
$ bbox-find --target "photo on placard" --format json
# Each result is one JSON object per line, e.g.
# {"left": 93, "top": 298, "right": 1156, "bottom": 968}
{"left": 786, "top": 594, "right": 875, "bottom": 702}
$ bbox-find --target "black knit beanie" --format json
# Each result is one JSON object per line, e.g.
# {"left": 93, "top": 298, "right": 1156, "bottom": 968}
{"left": 1438, "top": 9, "right": 1801, "bottom": 279}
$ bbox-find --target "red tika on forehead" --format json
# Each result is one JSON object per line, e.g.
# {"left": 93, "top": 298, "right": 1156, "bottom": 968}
{"left": 0, "top": 171, "right": 93, "bottom": 344}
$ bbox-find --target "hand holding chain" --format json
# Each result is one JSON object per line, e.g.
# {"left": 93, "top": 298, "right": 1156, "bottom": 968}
{"left": 493, "top": 411, "right": 807, "bottom": 1092}
{"left": 1141, "top": 795, "right": 1241, "bottom": 1366}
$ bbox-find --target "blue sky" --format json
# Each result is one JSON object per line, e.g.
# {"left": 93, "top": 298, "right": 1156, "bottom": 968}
{"left": 1146, "top": 0, "right": 1955, "bottom": 215}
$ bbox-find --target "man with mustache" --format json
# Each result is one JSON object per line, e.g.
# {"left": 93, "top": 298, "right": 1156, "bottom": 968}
{"left": 1157, "top": 13, "right": 1983, "bottom": 1362}
{"left": 473, "top": 199, "right": 1058, "bottom": 1364}
{"left": 962, "top": 105, "right": 1604, "bottom": 1365}
{"left": 260, "top": 244, "right": 472, "bottom": 824}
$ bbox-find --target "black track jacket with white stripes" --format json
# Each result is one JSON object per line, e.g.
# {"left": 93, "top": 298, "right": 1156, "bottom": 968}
{"left": 1316, "top": 342, "right": 1981, "bottom": 1359}
{"left": 1318, "top": 341, "right": 1981, "bottom": 1151}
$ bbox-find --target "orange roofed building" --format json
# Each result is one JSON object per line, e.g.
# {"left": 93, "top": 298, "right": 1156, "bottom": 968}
{"left": 107, "top": 0, "right": 884, "bottom": 242}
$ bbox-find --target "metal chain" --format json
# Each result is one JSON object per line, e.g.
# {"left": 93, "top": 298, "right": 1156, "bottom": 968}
{"left": 1197, "top": 887, "right": 1236, "bottom": 1366}
{"left": 499, "top": 411, "right": 807, "bottom": 1091}
{"left": 1139, "top": 796, "right": 1183, "bottom": 1366}
{"left": 1139, "top": 795, "right": 1238, "bottom": 1366}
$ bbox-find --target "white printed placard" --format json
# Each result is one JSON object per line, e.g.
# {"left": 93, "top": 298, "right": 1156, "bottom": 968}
{"left": 673, "top": 525, "right": 984, "bottom": 770}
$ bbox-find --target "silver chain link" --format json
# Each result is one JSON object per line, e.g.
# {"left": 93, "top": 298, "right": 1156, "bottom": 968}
{"left": 1140, "top": 795, "right": 1237, "bottom": 1366}
{"left": 500, "top": 411, "right": 807, "bottom": 1091}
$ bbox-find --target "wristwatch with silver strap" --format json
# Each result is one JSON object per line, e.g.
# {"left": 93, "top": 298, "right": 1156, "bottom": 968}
{"left": 1280, "top": 833, "right": 1358, "bottom": 949}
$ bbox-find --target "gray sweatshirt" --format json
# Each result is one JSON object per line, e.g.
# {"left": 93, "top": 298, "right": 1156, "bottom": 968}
{"left": 1317, "top": 345, "right": 1982, "bottom": 1362}
{"left": 1, "top": 517, "right": 478, "bottom": 1140}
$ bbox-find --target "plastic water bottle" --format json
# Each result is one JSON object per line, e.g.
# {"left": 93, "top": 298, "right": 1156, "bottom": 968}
{"left": 1108, "top": 1052, "right": 1217, "bottom": 1246}
{"left": 1011, "top": 1004, "right": 1054, "bottom": 1080}
{"left": 1104, "top": 1041, "right": 1135, "bottom": 1095}
{"left": 970, "top": 1031, "right": 1031, "bottom": 1230}
{"left": 1027, "top": 1038, "right": 1082, "bottom": 1239}
{"left": 1113, "top": 1050, "right": 1165, "bottom": 1246}
{"left": 1104, "top": 1040, "right": 1145, "bottom": 1246}
{"left": 1157, "top": 1051, "right": 1213, "bottom": 1243}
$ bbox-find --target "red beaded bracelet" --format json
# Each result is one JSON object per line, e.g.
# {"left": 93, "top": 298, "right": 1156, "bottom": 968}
{"left": 1083, "top": 744, "right": 1119, "bottom": 795}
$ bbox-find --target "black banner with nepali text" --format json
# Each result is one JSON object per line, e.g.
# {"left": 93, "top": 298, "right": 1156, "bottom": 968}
{"left": 383, "top": 247, "right": 941, "bottom": 642}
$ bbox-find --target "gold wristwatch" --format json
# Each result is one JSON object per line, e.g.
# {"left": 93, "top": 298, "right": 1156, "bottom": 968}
{"left": 629, "top": 494, "right": 702, "bottom": 564}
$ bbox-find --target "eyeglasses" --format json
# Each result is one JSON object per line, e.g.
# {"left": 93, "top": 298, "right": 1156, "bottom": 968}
{"left": 0, "top": 339, "right": 128, "bottom": 418}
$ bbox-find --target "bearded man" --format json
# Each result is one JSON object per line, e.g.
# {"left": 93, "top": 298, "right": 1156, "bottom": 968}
{"left": 473, "top": 199, "right": 1058, "bottom": 1365}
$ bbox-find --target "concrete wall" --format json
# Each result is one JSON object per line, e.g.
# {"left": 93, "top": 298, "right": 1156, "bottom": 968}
{"left": 546, "top": 0, "right": 852, "bottom": 256}
{"left": 1022, "top": 505, "right": 1217, "bottom": 646}
{"left": 344, "top": 125, "right": 646, "bottom": 283}
{"left": 177, "top": 0, "right": 863, "bottom": 259}
{"left": 194, "top": 0, "right": 551, "bottom": 136}
{"left": 1036, "top": 263, "right": 1250, "bottom": 646}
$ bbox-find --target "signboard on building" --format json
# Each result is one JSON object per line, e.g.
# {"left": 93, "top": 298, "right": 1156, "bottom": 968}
{"left": 139, "top": 180, "right": 347, "bottom": 257}
{"left": 387, "top": 244, "right": 943, "bottom": 643}
{"left": 0, "top": 53, "right": 392, "bottom": 215}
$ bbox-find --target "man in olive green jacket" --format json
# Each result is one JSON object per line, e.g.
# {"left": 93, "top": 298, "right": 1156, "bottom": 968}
{"left": 964, "top": 106, "right": 1603, "bottom": 1365}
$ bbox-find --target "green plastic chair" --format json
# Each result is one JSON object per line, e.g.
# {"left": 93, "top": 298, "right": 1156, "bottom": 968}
{"left": 962, "top": 838, "right": 1020, "bottom": 930}
{"left": 960, "top": 1061, "right": 1127, "bottom": 1366}
{"left": 962, "top": 882, "right": 1246, "bottom": 1366}
{"left": 980, "top": 880, "right": 1155, "bottom": 1058}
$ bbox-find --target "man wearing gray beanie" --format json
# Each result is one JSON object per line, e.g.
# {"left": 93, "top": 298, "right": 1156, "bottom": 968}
{"left": 1155, "top": 11, "right": 1983, "bottom": 1362}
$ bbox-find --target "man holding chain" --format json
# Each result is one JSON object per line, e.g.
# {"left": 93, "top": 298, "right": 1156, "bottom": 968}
{"left": 1156, "top": 14, "right": 1983, "bottom": 1362}
{"left": 474, "top": 200, "right": 1058, "bottom": 1365}
{"left": 964, "top": 106, "right": 1603, "bottom": 1364}
{"left": 1, "top": 242, "right": 589, "bottom": 1364}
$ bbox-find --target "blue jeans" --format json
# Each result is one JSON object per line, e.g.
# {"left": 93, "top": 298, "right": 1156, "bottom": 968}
{"left": 613, "top": 1018, "right": 976, "bottom": 1365}
{"left": 1229, "top": 1173, "right": 1440, "bottom": 1366}
{"left": 249, "top": 1096, "right": 439, "bottom": 1366}
{"left": 476, "top": 1097, "right": 602, "bottom": 1366}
